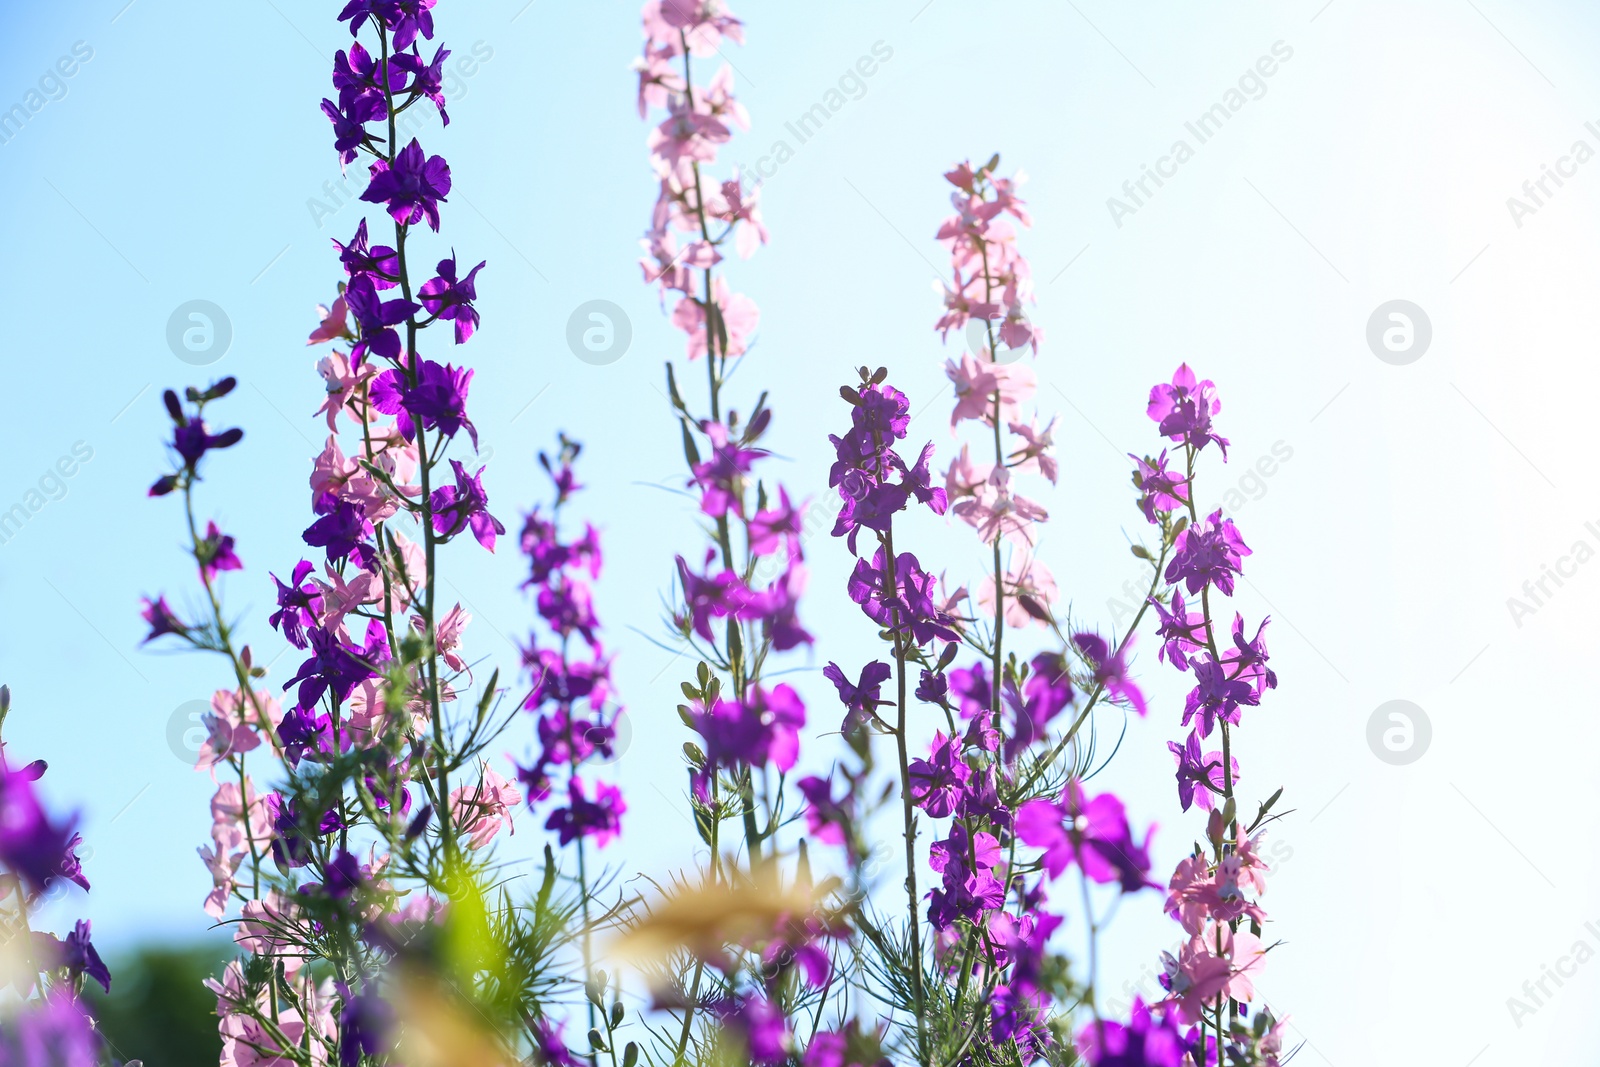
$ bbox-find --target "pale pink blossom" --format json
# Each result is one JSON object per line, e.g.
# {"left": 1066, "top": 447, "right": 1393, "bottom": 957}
{"left": 306, "top": 295, "right": 350, "bottom": 346}
{"left": 978, "top": 555, "right": 1057, "bottom": 629}
{"left": 450, "top": 763, "right": 523, "bottom": 851}
{"left": 413, "top": 602, "right": 471, "bottom": 673}
{"left": 1007, "top": 415, "right": 1058, "bottom": 484}
{"left": 672, "top": 277, "right": 759, "bottom": 360}
{"left": 952, "top": 467, "right": 1047, "bottom": 547}
{"left": 314, "top": 350, "right": 372, "bottom": 431}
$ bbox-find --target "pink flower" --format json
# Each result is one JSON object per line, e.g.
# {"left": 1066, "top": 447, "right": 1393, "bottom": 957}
{"left": 647, "top": 97, "right": 730, "bottom": 174}
{"left": 943, "top": 443, "right": 991, "bottom": 501}
{"left": 451, "top": 763, "right": 523, "bottom": 850}
{"left": 944, "top": 353, "right": 1000, "bottom": 427}
{"left": 671, "top": 277, "right": 759, "bottom": 360}
{"left": 1007, "top": 416, "right": 1058, "bottom": 484}
{"left": 306, "top": 294, "right": 350, "bottom": 346}
{"left": 313, "top": 350, "right": 372, "bottom": 431}
{"left": 194, "top": 688, "right": 281, "bottom": 772}
{"left": 413, "top": 602, "right": 471, "bottom": 673}
{"left": 952, "top": 467, "right": 1047, "bottom": 547}
{"left": 978, "top": 555, "right": 1056, "bottom": 629}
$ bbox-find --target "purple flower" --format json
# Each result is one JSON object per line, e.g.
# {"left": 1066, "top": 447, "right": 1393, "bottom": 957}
{"left": 57, "top": 920, "right": 111, "bottom": 993}
{"left": 530, "top": 1018, "right": 576, "bottom": 1067}
{"left": 303, "top": 494, "right": 376, "bottom": 567}
{"left": 337, "top": 981, "right": 394, "bottom": 1067}
{"left": 1016, "top": 782, "right": 1155, "bottom": 893}
{"left": 430, "top": 460, "right": 504, "bottom": 551}
{"left": 906, "top": 732, "right": 970, "bottom": 818}
{"left": 1165, "top": 510, "right": 1250, "bottom": 596}
{"left": 948, "top": 663, "right": 992, "bottom": 719}
{"left": 1130, "top": 449, "right": 1190, "bottom": 524}
{"left": 853, "top": 381, "right": 910, "bottom": 440}
{"left": 370, "top": 358, "right": 478, "bottom": 447}
{"left": 796, "top": 774, "right": 849, "bottom": 846}
{"left": 894, "top": 442, "right": 948, "bottom": 515}
{"left": 361, "top": 138, "right": 451, "bottom": 231}
{"left": 198, "top": 520, "right": 243, "bottom": 581}
{"left": 914, "top": 667, "right": 948, "bottom": 705}
{"left": 321, "top": 93, "right": 384, "bottom": 164}
{"left": 1073, "top": 632, "right": 1145, "bottom": 717}
{"left": 675, "top": 554, "right": 756, "bottom": 642}
{"left": 1076, "top": 998, "right": 1187, "bottom": 1067}
{"left": 324, "top": 849, "right": 365, "bottom": 899}
{"left": 139, "top": 595, "right": 188, "bottom": 644}
{"left": 334, "top": 218, "right": 400, "bottom": 287}
{"left": 343, "top": 273, "right": 418, "bottom": 364}
{"left": 821, "top": 660, "right": 890, "bottom": 731}
{"left": 0, "top": 765, "right": 77, "bottom": 894}
{"left": 1146, "top": 364, "right": 1228, "bottom": 457}
{"left": 56, "top": 832, "right": 90, "bottom": 892}
{"left": 1181, "top": 655, "right": 1256, "bottom": 739}
{"left": 1000, "top": 653, "right": 1075, "bottom": 761}
{"left": 337, "top": 1, "right": 438, "bottom": 52}
{"left": 691, "top": 684, "right": 805, "bottom": 772}
{"left": 544, "top": 777, "right": 625, "bottom": 848}
{"left": 1168, "top": 730, "right": 1236, "bottom": 813}
{"left": 1222, "top": 613, "right": 1277, "bottom": 702}
{"left": 1149, "top": 590, "right": 1208, "bottom": 670}
{"left": 392, "top": 44, "right": 450, "bottom": 123}
{"left": 0, "top": 993, "right": 101, "bottom": 1067}
{"left": 846, "top": 547, "right": 958, "bottom": 646}
{"left": 418, "top": 254, "right": 484, "bottom": 343}
{"left": 269, "top": 560, "right": 322, "bottom": 649}
{"left": 706, "top": 994, "right": 789, "bottom": 1066}
{"left": 267, "top": 793, "right": 345, "bottom": 869}
{"left": 332, "top": 41, "right": 384, "bottom": 111}
{"left": 690, "top": 420, "right": 763, "bottom": 519}
{"left": 282, "top": 619, "right": 387, "bottom": 720}
{"left": 172, "top": 420, "right": 244, "bottom": 470}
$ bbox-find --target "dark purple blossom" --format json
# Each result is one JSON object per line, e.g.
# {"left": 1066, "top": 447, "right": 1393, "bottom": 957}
{"left": 0, "top": 766, "right": 77, "bottom": 894}
{"left": 1181, "top": 654, "right": 1255, "bottom": 739}
{"left": 821, "top": 660, "right": 890, "bottom": 731}
{"left": 139, "top": 596, "right": 188, "bottom": 643}
{"left": 370, "top": 358, "right": 478, "bottom": 447}
{"left": 543, "top": 778, "right": 625, "bottom": 848}
{"left": 1076, "top": 998, "right": 1187, "bottom": 1067}
{"left": 361, "top": 138, "right": 450, "bottom": 231}
{"left": 343, "top": 273, "right": 418, "bottom": 364}
{"left": 1168, "top": 730, "right": 1236, "bottom": 813}
{"left": 334, "top": 218, "right": 400, "bottom": 287}
{"left": 1016, "top": 782, "right": 1156, "bottom": 893}
{"left": 269, "top": 560, "right": 322, "bottom": 649}
{"left": 430, "top": 460, "right": 504, "bottom": 551}
{"left": 337, "top": 981, "right": 394, "bottom": 1067}
{"left": 303, "top": 494, "right": 377, "bottom": 567}
{"left": 198, "top": 520, "right": 243, "bottom": 582}
{"left": 906, "top": 732, "right": 969, "bottom": 818}
{"left": 846, "top": 547, "right": 958, "bottom": 646}
{"left": 55, "top": 920, "right": 111, "bottom": 993}
{"left": 418, "top": 254, "right": 484, "bottom": 343}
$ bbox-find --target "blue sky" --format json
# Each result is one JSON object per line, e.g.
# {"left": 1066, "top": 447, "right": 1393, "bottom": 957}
{"left": 5, "top": 0, "right": 1600, "bottom": 1060}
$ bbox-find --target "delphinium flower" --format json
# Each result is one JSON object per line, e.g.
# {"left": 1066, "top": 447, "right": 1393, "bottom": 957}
{"left": 0, "top": 685, "right": 114, "bottom": 1064}
{"left": 1105, "top": 365, "right": 1292, "bottom": 1066}
{"left": 633, "top": 5, "right": 836, "bottom": 1065}
{"left": 141, "top": 5, "right": 598, "bottom": 1065}
{"left": 510, "top": 435, "right": 628, "bottom": 1045}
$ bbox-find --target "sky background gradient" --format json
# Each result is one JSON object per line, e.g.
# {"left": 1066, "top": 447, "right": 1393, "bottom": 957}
{"left": 3, "top": 1, "right": 1600, "bottom": 1061}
